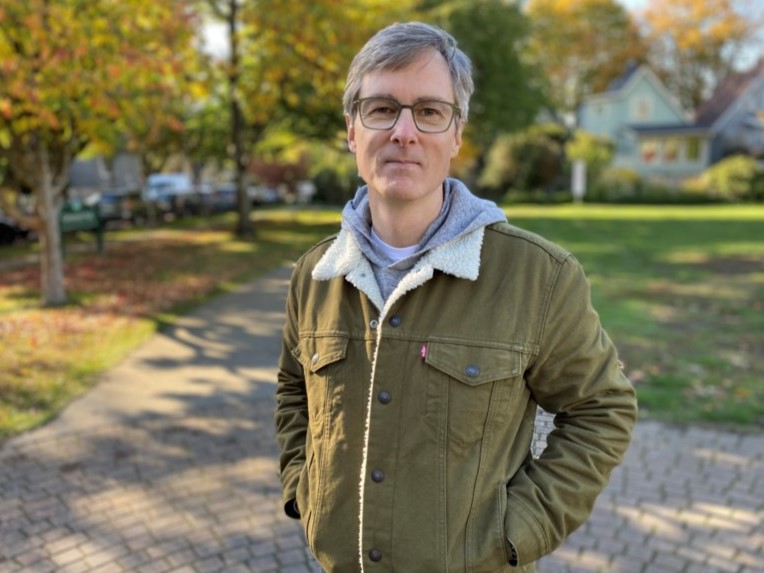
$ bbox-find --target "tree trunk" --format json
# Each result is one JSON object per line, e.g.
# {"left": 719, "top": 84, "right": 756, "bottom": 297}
{"left": 38, "top": 147, "right": 67, "bottom": 306}
{"left": 228, "top": 0, "right": 254, "bottom": 239}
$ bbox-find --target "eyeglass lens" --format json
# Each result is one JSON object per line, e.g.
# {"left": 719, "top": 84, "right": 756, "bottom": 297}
{"left": 357, "top": 98, "right": 456, "bottom": 133}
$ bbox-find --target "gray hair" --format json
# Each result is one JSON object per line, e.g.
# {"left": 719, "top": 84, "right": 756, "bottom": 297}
{"left": 343, "top": 22, "right": 474, "bottom": 123}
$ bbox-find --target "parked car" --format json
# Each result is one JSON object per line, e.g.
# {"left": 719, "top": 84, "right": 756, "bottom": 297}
{"left": 143, "top": 173, "right": 201, "bottom": 218}
{"left": 196, "top": 185, "right": 238, "bottom": 214}
{"left": 247, "top": 185, "right": 281, "bottom": 205}
{"left": 0, "top": 210, "right": 32, "bottom": 245}
{"left": 95, "top": 189, "right": 148, "bottom": 226}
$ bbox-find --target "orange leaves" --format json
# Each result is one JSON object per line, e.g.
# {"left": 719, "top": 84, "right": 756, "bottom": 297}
{"left": 527, "top": 0, "right": 646, "bottom": 111}
{"left": 0, "top": 0, "right": 201, "bottom": 151}
{"left": 642, "top": 0, "right": 759, "bottom": 109}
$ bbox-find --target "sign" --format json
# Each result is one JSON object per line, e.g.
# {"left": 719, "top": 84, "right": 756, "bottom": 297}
{"left": 60, "top": 202, "right": 104, "bottom": 254}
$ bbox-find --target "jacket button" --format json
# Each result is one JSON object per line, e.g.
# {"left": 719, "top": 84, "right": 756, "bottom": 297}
{"left": 311, "top": 353, "right": 320, "bottom": 365}
{"left": 369, "top": 549, "right": 382, "bottom": 562}
{"left": 389, "top": 314, "right": 402, "bottom": 327}
{"left": 370, "top": 319, "right": 379, "bottom": 330}
{"left": 378, "top": 391, "right": 391, "bottom": 404}
{"left": 465, "top": 364, "right": 480, "bottom": 378}
{"left": 371, "top": 469, "right": 385, "bottom": 483}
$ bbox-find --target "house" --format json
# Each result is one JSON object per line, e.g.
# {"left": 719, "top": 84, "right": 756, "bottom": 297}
{"left": 578, "top": 60, "right": 764, "bottom": 184}
{"left": 694, "top": 60, "right": 764, "bottom": 165}
{"left": 68, "top": 152, "right": 144, "bottom": 199}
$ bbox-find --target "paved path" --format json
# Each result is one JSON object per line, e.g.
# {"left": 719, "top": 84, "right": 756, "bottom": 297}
{"left": 1, "top": 267, "right": 762, "bottom": 573}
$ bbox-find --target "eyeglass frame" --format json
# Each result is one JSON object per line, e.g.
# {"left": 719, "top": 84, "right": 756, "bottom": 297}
{"left": 352, "top": 97, "right": 462, "bottom": 134}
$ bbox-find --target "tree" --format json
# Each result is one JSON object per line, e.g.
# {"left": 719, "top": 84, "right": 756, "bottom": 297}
{"left": 641, "top": 0, "right": 764, "bottom": 110}
{"left": 0, "top": 0, "right": 200, "bottom": 306}
{"left": 566, "top": 130, "right": 614, "bottom": 186}
{"left": 438, "top": 0, "right": 544, "bottom": 148}
{"left": 198, "top": 0, "right": 254, "bottom": 237}
{"left": 526, "top": 0, "right": 647, "bottom": 118}
{"left": 479, "top": 124, "right": 566, "bottom": 198}
{"left": 199, "top": 0, "right": 415, "bottom": 238}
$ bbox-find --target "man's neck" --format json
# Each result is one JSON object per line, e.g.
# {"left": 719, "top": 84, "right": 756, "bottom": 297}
{"left": 368, "top": 187, "right": 444, "bottom": 248}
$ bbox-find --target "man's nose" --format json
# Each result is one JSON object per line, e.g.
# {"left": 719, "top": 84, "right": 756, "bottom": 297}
{"left": 391, "top": 108, "right": 418, "bottom": 144}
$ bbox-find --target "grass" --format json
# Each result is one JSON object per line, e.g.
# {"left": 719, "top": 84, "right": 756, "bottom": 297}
{"left": 0, "top": 209, "right": 341, "bottom": 441}
{"left": 504, "top": 203, "right": 764, "bottom": 429}
{"left": 0, "top": 203, "right": 762, "bottom": 440}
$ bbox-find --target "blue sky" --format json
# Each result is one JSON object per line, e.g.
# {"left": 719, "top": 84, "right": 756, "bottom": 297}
{"left": 618, "top": 0, "right": 648, "bottom": 11}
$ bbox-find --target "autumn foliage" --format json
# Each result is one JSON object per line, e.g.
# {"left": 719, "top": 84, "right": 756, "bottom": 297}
{"left": 0, "top": 0, "right": 202, "bottom": 306}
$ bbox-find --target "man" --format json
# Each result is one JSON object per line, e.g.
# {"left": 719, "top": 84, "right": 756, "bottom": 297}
{"left": 275, "top": 22, "right": 637, "bottom": 573}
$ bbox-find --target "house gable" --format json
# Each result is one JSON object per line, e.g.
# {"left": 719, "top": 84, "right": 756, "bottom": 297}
{"left": 579, "top": 65, "right": 689, "bottom": 140}
{"left": 579, "top": 65, "right": 715, "bottom": 183}
{"left": 695, "top": 59, "right": 764, "bottom": 162}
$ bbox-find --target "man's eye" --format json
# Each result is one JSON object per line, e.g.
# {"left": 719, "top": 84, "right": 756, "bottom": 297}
{"left": 368, "top": 105, "right": 396, "bottom": 116}
{"left": 417, "top": 106, "right": 445, "bottom": 118}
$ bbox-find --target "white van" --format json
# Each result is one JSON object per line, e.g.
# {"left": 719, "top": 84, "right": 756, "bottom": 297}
{"left": 143, "top": 173, "right": 194, "bottom": 201}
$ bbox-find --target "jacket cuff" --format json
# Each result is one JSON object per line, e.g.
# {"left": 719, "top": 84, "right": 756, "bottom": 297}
{"left": 507, "top": 538, "right": 519, "bottom": 566}
{"left": 284, "top": 498, "right": 300, "bottom": 519}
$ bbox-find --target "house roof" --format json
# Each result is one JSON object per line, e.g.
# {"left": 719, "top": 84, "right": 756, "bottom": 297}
{"left": 583, "top": 63, "right": 690, "bottom": 122}
{"left": 606, "top": 61, "right": 641, "bottom": 93}
{"left": 627, "top": 124, "right": 710, "bottom": 136}
{"left": 694, "top": 58, "right": 764, "bottom": 127}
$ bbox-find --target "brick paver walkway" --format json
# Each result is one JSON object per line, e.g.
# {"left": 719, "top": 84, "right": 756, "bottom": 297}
{"left": 1, "top": 268, "right": 762, "bottom": 573}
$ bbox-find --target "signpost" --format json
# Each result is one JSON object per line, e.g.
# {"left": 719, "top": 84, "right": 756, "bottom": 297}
{"left": 60, "top": 202, "right": 104, "bottom": 255}
{"left": 572, "top": 159, "right": 587, "bottom": 203}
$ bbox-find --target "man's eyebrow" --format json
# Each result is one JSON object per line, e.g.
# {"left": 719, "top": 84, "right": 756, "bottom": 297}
{"left": 363, "top": 93, "right": 450, "bottom": 103}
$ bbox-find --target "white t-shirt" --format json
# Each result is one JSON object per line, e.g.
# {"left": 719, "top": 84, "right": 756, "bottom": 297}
{"left": 370, "top": 228, "right": 419, "bottom": 264}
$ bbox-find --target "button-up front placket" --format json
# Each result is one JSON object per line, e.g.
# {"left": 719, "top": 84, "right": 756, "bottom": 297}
{"left": 360, "top": 308, "right": 408, "bottom": 570}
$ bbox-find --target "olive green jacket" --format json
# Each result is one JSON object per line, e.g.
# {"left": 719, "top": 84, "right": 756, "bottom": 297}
{"left": 275, "top": 221, "right": 637, "bottom": 573}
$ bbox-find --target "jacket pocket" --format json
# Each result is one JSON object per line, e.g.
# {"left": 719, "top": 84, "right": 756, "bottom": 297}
{"left": 297, "top": 449, "right": 317, "bottom": 551}
{"left": 292, "top": 335, "right": 349, "bottom": 441}
{"left": 425, "top": 341, "right": 524, "bottom": 447}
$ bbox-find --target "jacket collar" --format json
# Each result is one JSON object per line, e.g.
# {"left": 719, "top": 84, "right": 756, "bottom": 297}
{"left": 312, "top": 226, "right": 485, "bottom": 312}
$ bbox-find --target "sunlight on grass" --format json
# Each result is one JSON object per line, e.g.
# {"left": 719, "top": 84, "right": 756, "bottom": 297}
{"left": 0, "top": 310, "right": 154, "bottom": 439}
{"left": 219, "top": 241, "right": 258, "bottom": 253}
{"left": 1, "top": 205, "right": 762, "bottom": 438}
{"left": 505, "top": 203, "right": 764, "bottom": 220}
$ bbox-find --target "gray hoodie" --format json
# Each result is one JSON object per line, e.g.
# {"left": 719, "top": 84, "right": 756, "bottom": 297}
{"left": 342, "top": 177, "right": 507, "bottom": 300}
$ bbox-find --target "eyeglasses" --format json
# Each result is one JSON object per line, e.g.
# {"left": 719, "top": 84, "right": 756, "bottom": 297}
{"left": 353, "top": 97, "right": 460, "bottom": 133}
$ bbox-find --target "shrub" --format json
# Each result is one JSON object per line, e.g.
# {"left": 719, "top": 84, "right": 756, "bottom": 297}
{"left": 478, "top": 124, "right": 565, "bottom": 200}
{"left": 566, "top": 131, "right": 614, "bottom": 186}
{"left": 589, "top": 167, "right": 642, "bottom": 201}
{"left": 685, "top": 155, "right": 764, "bottom": 201}
{"left": 306, "top": 143, "right": 359, "bottom": 205}
{"left": 312, "top": 167, "right": 359, "bottom": 205}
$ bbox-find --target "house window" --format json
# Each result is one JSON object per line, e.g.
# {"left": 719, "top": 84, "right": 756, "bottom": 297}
{"left": 686, "top": 137, "right": 700, "bottom": 162}
{"left": 664, "top": 139, "right": 679, "bottom": 163}
{"left": 640, "top": 139, "right": 660, "bottom": 164}
{"left": 631, "top": 97, "right": 652, "bottom": 121}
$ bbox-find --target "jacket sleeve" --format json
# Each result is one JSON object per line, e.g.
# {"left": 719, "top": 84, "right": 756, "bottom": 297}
{"left": 505, "top": 255, "right": 638, "bottom": 565}
{"left": 274, "top": 263, "right": 308, "bottom": 519}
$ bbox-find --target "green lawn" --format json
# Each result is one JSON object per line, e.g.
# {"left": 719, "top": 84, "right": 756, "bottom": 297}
{"left": 1, "top": 204, "right": 762, "bottom": 440}
{"left": 504, "top": 204, "right": 764, "bottom": 429}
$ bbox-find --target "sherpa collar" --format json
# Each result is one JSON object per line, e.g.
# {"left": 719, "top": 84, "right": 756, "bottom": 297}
{"left": 312, "top": 226, "right": 485, "bottom": 312}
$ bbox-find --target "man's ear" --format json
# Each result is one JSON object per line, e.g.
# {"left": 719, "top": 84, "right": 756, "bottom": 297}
{"left": 451, "top": 121, "right": 464, "bottom": 158}
{"left": 346, "top": 114, "right": 356, "bottom": 154}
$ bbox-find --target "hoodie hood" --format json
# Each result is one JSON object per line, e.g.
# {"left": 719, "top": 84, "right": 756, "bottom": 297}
{"left": 342, "top": 177, "right": 506, "bottom": 271}
{"left": 335, "top": 177, "right": 506, "bottom": 301}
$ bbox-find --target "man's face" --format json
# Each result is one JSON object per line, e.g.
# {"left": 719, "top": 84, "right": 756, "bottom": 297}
{"left": 346, "top": 50, "right": 463, "bottom": 206}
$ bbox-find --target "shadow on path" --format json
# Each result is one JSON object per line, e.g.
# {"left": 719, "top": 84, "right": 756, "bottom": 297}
{"left": 1, "top": 266, "right": 763, "bottom": 573}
